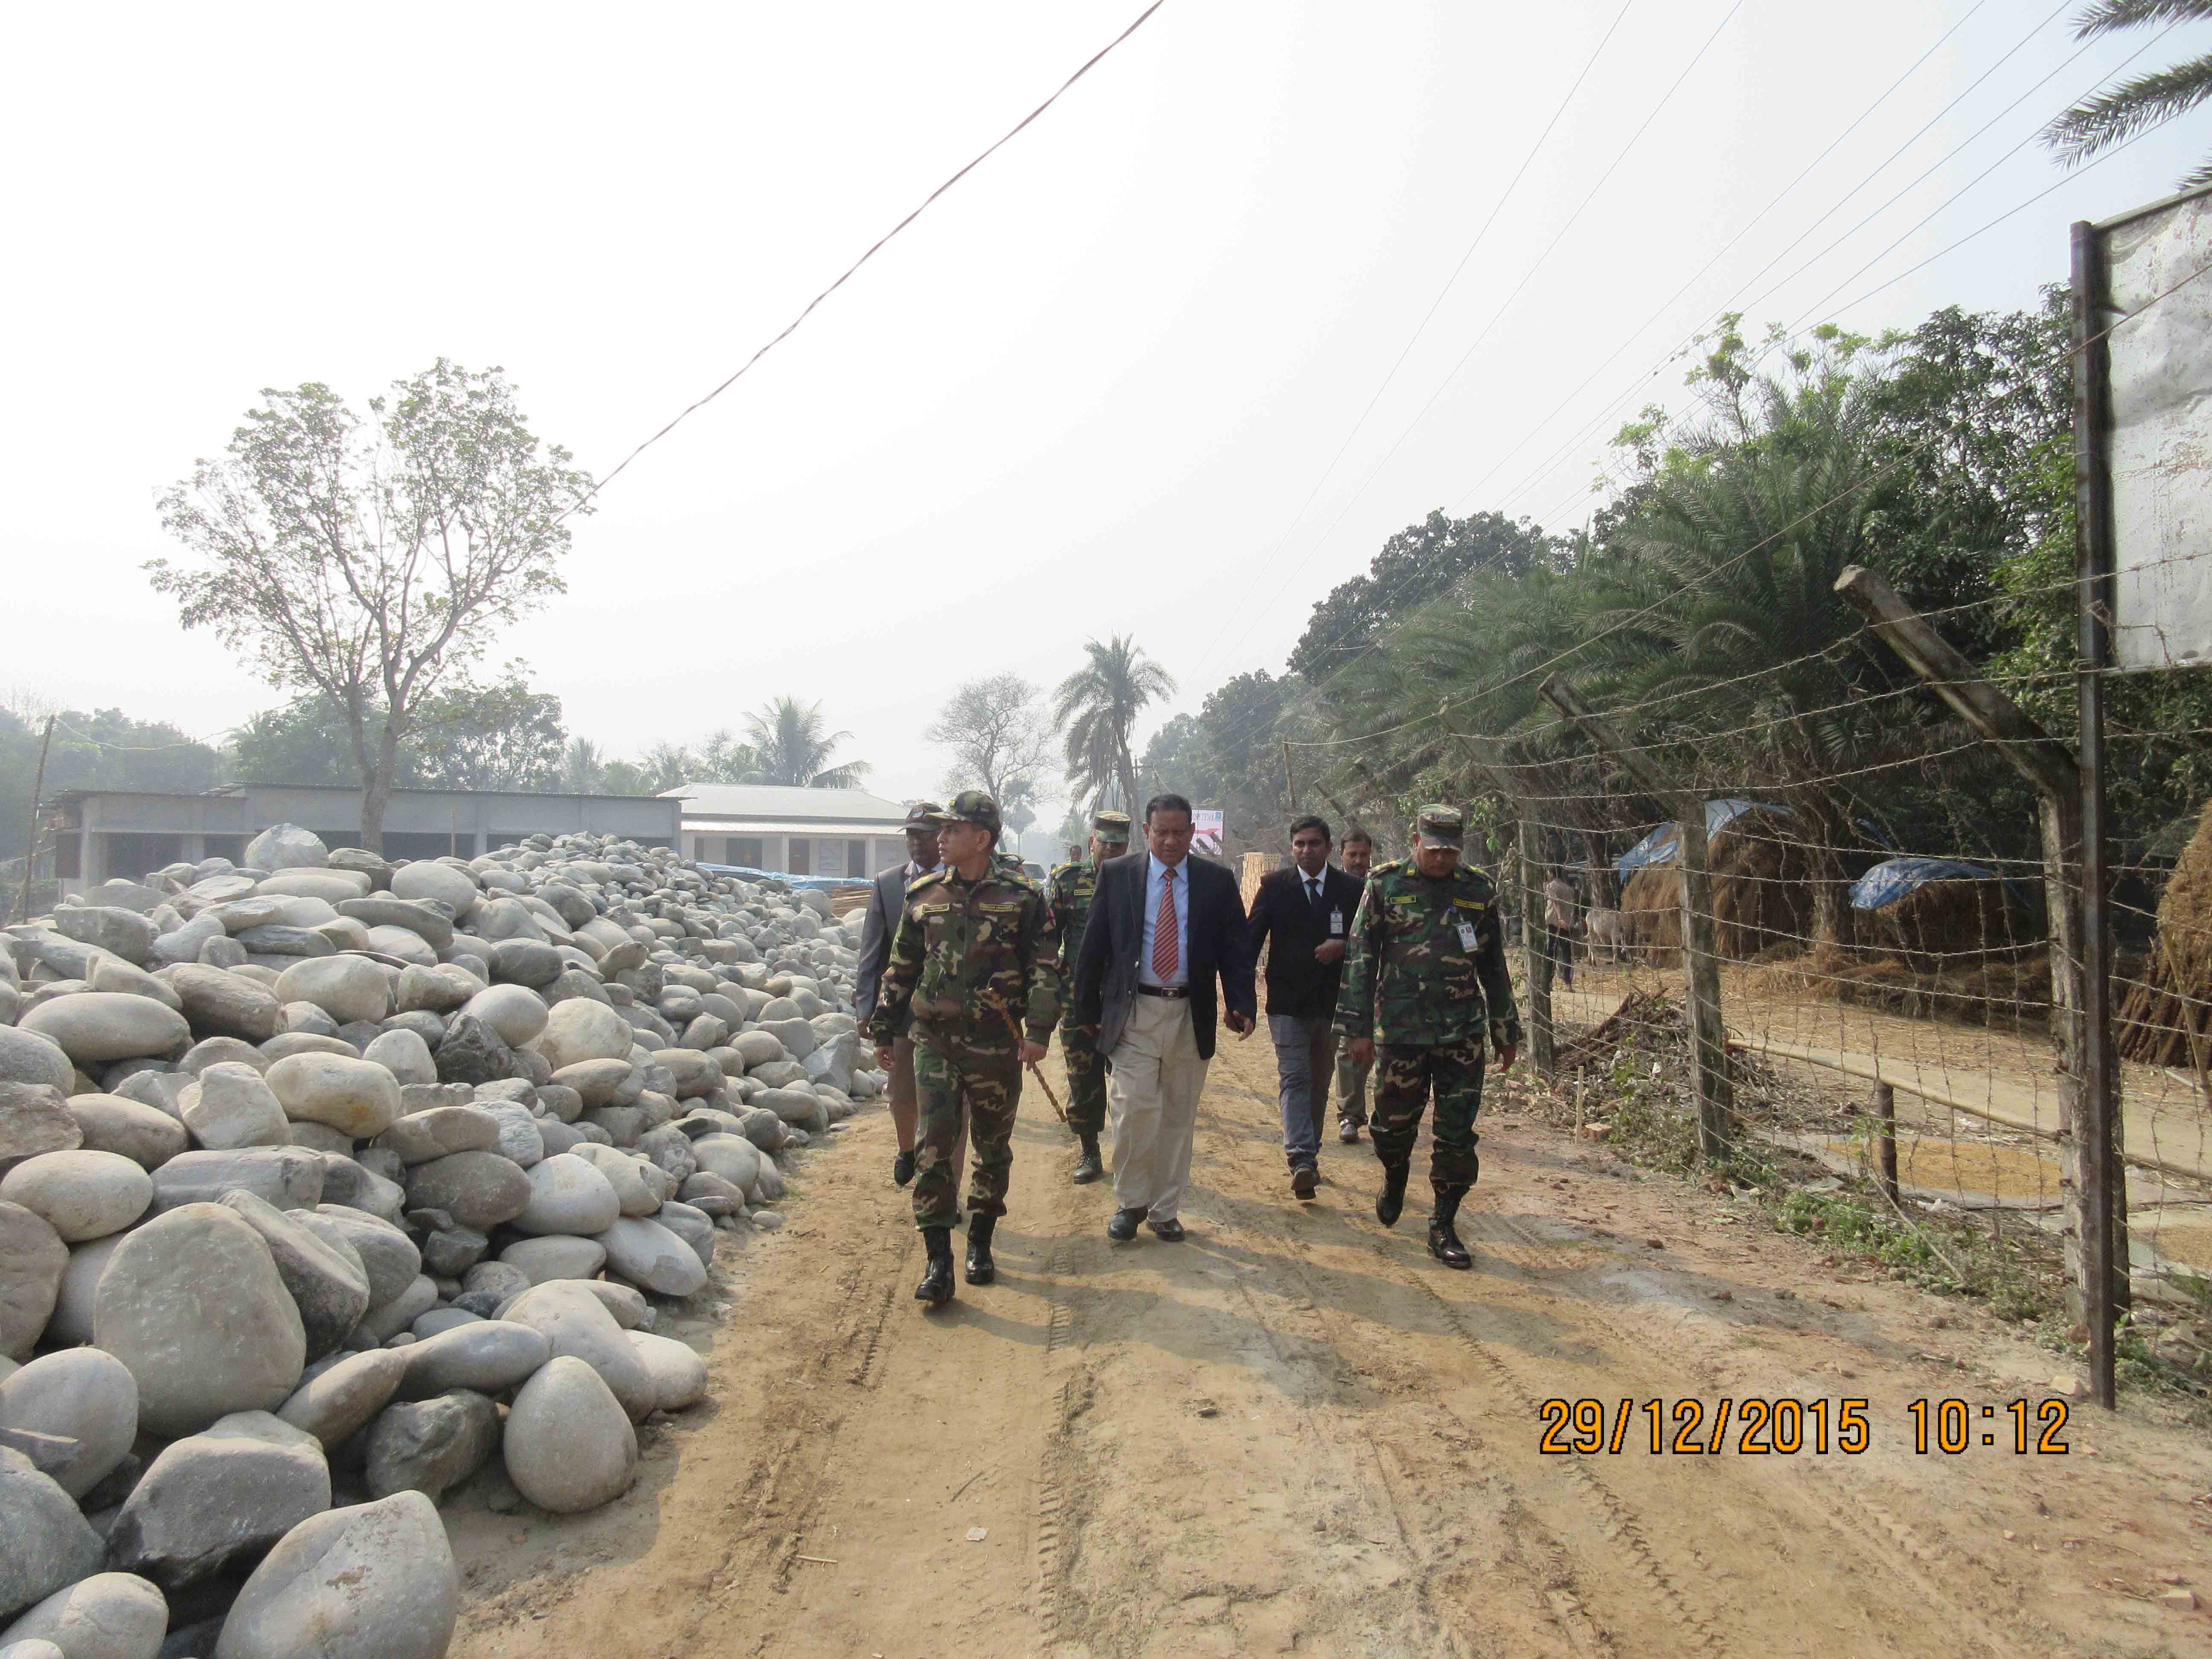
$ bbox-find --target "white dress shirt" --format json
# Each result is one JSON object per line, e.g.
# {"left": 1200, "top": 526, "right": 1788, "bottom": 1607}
{"left": 905, "top": 860, "right": 940, "bottom": 883}
{"left": 1138, "top": 852, "right": 1192, "bottom": 987}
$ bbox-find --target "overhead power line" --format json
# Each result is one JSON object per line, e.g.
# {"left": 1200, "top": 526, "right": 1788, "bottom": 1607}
{"left": 561, "top": 0, "right": 1169, "bottom": 522}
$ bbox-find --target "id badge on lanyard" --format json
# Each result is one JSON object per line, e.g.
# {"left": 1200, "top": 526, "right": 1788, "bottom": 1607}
{"left": 1456, "top": 920, "right": 1478, "bottom": 952}
{"left": 1330, "top": 910, "right": 1345, "bottom": 936}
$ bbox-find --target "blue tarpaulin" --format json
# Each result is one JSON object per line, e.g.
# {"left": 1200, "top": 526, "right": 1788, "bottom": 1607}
{"left": 1848, "top": 857, "right": 2000, "bottom": 912}
{"left": 694, "top": 862, "right": 863, "bottom": 894}
{"left": 1615, "top": 800, "right": 1793, "bottom": 882}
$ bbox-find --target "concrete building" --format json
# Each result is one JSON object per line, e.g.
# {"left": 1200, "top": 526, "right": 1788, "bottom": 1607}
{"left": 41, "top": 784, "right": 680, "bottom": 893}
{"left": 664, "top": 785, "right": 912, "bottom": 879}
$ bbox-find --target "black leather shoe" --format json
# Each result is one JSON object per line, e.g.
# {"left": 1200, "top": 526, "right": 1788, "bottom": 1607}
{"left": 1429, "top": 1184, "right": 1471, "bottom": 1269}
{"left": 1375, "top": 1164, "right": 1409, "bottom": 1228}
{"left": 1290, "top": 1163, "right": 1319, "bottom": 1199}
{"left": 915, "top": 1227, "right": 955, "bottom": 1307}
{"left": 1338, "top": 1120, "right": 1361, "bottom": 1144}
{"left": 1148, "top": 1217, "right": 1185, "bottom": 1241}
{"left": 1107, "top": 1208, "right": 1144, "bottom": 1242}
{"left": 1071, "top": 1135, "right": 1103, "bottom": 1185}
{"left": 965, "top": 1214, "right": 997, "bottom": 1285}
{"left": 892, "top": 1150, "right": 917, "bottom": 1187}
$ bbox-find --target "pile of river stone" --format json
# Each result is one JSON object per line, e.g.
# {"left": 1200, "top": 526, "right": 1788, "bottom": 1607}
{"left": 0, "top": 823, "right": 882, "bottom": 1659}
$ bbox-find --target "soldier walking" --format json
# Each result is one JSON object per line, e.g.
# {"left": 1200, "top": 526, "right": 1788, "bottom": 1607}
{"left": 865, "top": 792, "right": 1057, "bottom": 1307}
{"left": 1044, "top": 810, "right": 1129, "bottom": 1184}
{"left": 1333, "top": 806, "right": 1519, "bottom": 1269}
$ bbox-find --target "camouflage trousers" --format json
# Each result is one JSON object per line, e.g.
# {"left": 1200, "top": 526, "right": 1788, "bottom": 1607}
{"left": 1058, "top": 1013, "right": 1107, "bottom": 1137}
{"left": 1370, "top": 1038, "right": 1485, "bottom": 1191}
{"left": 911, "top": 1025, "right": 1026, "bottom": 1231}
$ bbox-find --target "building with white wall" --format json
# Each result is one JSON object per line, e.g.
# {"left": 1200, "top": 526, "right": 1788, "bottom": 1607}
{"left": 664, "top": 784, "right": 913, "bottom": 879}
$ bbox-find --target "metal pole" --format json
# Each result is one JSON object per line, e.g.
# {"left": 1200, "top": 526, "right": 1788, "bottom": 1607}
{"left": 16, "top": 714, "right": 55, "bottom": 923}
{"left": 2072, "top": 218, "right": 2130, "bottom": 1386}
{"left": 1518, "top": 810, "right": 1557, "bottom": 1079}
{"left": 1538, "top": 676, "right": 1733, "bottom": 1158}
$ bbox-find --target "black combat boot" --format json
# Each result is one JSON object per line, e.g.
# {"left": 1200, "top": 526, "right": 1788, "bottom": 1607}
{"left": 1428, "top": 1184, "right": 1472, "bottom": 1269}
{"left": 965, "top": 1213, "right": 998, "bottom": 1285}
{"left": 1071, "top": 1134, "right": 1103, "bottom": 1185}
{"left": 915, "top": 1226, "right": 956, "bottom": 1307}
{"left": 1375, "top": 1162, "right": 1409, "bottom": 1228}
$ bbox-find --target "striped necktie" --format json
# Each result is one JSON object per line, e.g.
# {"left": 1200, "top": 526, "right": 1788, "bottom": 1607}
{"left": 1152, "top": 868, "right": 1179, "bottom": 981}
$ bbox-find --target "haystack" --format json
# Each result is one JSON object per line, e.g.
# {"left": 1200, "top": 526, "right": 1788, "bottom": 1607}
{"left": 2119, "top": 798, "right": 2212, "bottom": 1068}
{"left": 1857, "top": 872, "right": 2034, "bottom": 961}
{"left": 1617, "top": 809, "right": 1814, "bottom": 963}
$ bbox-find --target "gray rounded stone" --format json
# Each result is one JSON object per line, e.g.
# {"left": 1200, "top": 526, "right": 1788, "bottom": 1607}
{"left": 53, "top": 905, "right": 159, "bottom": 965}
{"left": 597, "top": 1215, "right": 708, "bottom": 1298}
{"left": 265, "top": 1053, "right": 401, "bottom": 1138}
{"left": 180, "top": 1064, "right": 290, "bottom": 1152}
{"left": 537, "top": 1000, "right": 632, "bottom": 1071}
{"left": 389, "top": 861, "right": 478, "bottom": 912}
{"left": 304, "top": 1208, "right": 418, "bottom": 1306}
{"left": 497, "top": 1235, "right": 605, "bottom": 1284}
{"left": 0, "top": 1347, "right": 137, "bottom": 1499}
{"left": 627, "top": 1330, "right": 709, "bottom": 1411}
{"left": 0, "top": 1150, "right": 153, "bottom": 1242}
{"left": 271, "top": 957, "right": 389, "bottom": 1026}
{"left": 655, "top": 1199, "right": 716, "bottom": 1272}
{"left": 63, "top": 1092, "right": 188, "bottom": 1169}
{"left": 402, "top": 1150, "right": 530, "bottom": 1231}
{"left": 0, "top": 1032, "right": 73, "bottom": 1094}
{"left": 93, "top": 1204, "right": 307, "bottom": 1438}
{"left": 108, "top": 1411, "right": 330, "bottom": 1589}
{"left": 688, "top": 1133, "right": 762, "bottom": 1199}
{"left": 373, "top": 1105, "right": 500, "bottom": 1166}
{"left": 244, "top": 824, "right": 328, "bottom": 872}
{"left": 164, "top": 965, "right": 281, "bottom": 1043}
{"left": 0, "top": 1448, "right": 105, "bottom": 1622}
{"left": 0, "top": 1083, "right": 81, "bottom": 1179}
{"left": 18, "top": 995, "right": 190, "bottom": 1068}
{"left": 549, "top": 1057, "right": 632, "bottom": 1108}
{"left": 363, "top": 1389, "right": 499, "bottom": 1501}
{"left": 275, "top": 1346, "right": 407, "bottom": 1450}
{"left": 216, "top": 1190, "right": 372, "bottom": 1362}
{"left": 357, "top": 1275, "right": 438, "bottom": 1345}
{"left": 570, "top": 1143, "right": 658, "bottom": 1216}
{"left": 498, "top": 1281, "right": 655, "bottom": 1421}
{"left": 512, "top": 1153, "right": 620, "bottom": 1237}
{"left": 502, "top": 1356, "right": 637, "bottom": 1513}
{"left": 43, "top": 1232, "right": 125, "bottom": 1347}
{"left": 151, "top": 1147, "right": 324, "bottom": 1214}
{"left": 360, "top": 1028, "right": 436, "bottom": 1087}
{"left": 460, "top": 984, "right": 548, "bottom": 1049}
{"left": 0, "top": 1572, "right": 166, "bottom": 1659}
{"left": 489, "top": 939, "right": 562, "bottom": 989}
{"left": 212, "top": 1490, "right": 457, "bottom": 1659}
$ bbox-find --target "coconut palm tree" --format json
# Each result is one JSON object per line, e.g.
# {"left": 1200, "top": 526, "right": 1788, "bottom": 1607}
{"left": 1055, "top": 636, "right": 1175, "bottom": 818}
{"left": 560, "top": 736, "right": 605, "bottom": 794}
{"left": 741, "top": 696, "right": 870, "bottom": 788}
{"left": 2044, "top": 1, "right": 2212, "bottom": 188}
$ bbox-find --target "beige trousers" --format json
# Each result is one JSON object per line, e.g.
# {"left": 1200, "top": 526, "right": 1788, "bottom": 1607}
{"left": 1106, "top": 993, "right": 1209, "bottom": 1222}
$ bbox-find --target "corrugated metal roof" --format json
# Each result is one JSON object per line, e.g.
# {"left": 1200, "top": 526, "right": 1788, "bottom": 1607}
{"left": 662, "top": 784, "right": 911, "bottom": 824}
{"left": 684, "top": 821, "right": 905, "bottom": 837}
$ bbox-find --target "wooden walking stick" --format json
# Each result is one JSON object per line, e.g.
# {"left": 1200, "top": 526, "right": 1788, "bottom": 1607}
{"left": 984, "top": 992, "right": 1066, "bottom": 1122}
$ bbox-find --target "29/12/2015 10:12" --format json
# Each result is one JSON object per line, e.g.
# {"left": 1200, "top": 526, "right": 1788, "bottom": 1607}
{"left": 1536, "top": 1397, "right": 2071, "bottom": 1456}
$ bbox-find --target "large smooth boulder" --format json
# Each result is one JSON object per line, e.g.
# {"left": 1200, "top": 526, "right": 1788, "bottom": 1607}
{"left": 151, "top": 1148, "right": 323, "bottom": 1214}
{"left": 389, "top": 861, "right": 477, "bottom": 913}
{"left": 0, "top": 1032, "right": 72, "bottom": 1094}
{"left": 244, "top": 824, "right": 328, "bottom": 871}
{"left": 597, "top": 1215, "right": 708, "bottom": 1298}
{"left": 93, "top": 1204, "right": 306, "bottom": 1438}
{"left": 265, "top": 1054, "right": 399, "bottom": 1138}
{"left": 0, "top": 1448, "right": 104, "bottom": 1622}
{"left": 35, "top": 1233, "right": 118, "bottom": 1350}
{"left": 501, "top": 1356, "right": 637, "bottom": 1514}
{"left": 258, "top": 869, "right": 370, "bottom": 906}
{"left": 0, "top": 1150, "right": 152, "bottom": 1243}
{"left": 0, "top": 1212, "right": 70, "bottom": 1362}
{"left": 52, "top": 905, "right": 158, "bottom": 965}
{"left": 373, "top": 1106, "right": 499, "bottom": 1166}
{"left": 0, "top": 1348, "right": 137, "bottom": 1499}
{"left": 512, "top": 1153, "right": 621, "bottom": 1237}
{"left": 335, "top": 897, "right": 454, "bottom": 951}
{"left": 393, "top": 964, "right": 474, "bottom": 1015}
{"left": 276, "top": 1347, "right": 407, "bottom": 1451}
{"left": 109, "top": 1412, "right": 330, "bottom": 1590}
{"left": 356, "top": 1275, "right": 437, "bottom": 1345}
{"left": 302, "top": 1208, "right": 417, "bottom": 1306}
{"left": 18, "top": 995, "right": 189, "bottom": 1068}
{"left": 0, "top": 1084, "right": 80, "bottom": 1177}
{"left": 396, "top": 1319, "right": 549, "bottom": 1399}
{"left": 216, "top": 1190, "right": 371, "bottom": 1362}
{"left": 628, "top": 1330, "right": 709, "bottom": 1412}
{"left": 211, "top": 1491, "right": 457, "bottom": 1659}
{"left": 270, "top": 958, "right": 388, "bottom": 1027}
{"left": 179, "top": 1064, "right": 290, "bottom": 1151}
{"left": 402, "top": 1150, "right": 530, "bottom": 1231}
{"left": 537, "top": 999, "right": 633, "bottom": 1071}
{"left": 363, "top": 1389, "right": 499, "bottom": 1501}
{"left": 497, "top": 1235, "right": 605, "bottom": 1284}
{"left": 359, "top": 1027, "right": 435, "bottom": 1086}
{"left": 499, "top": 1281, "right": 655, "bottom": 1421}
{"left": 0, "top": 1572, "right": 166, "bottom": 1659}
{"left": 688, "top": 1132, "right": 762, "bottom": 1198}
{"left": 63, "top": 1091, "right": 188, "bottom": 1169}
{"left": 570, "top": 1143, "right": 659, "bottom": 1217}
{"left": 460, "top": 985, "right": 548, "bottom": 1050}
{"left": 164, "top": 965, "right": 280, "bottom": 1043}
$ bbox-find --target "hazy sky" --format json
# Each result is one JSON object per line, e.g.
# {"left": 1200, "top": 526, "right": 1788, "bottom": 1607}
{"left": 7, "top": 1, "right": 2207, "bottom": 813}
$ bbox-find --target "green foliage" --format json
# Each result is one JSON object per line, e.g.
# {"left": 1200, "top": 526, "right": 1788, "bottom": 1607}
{"left": 1140, "top": 671, "right": 1301, "bottom": 853}
{"left": 2043, "top": 0, "right": 2212, "bottom": 189}
{"left": 741, "top": 697, "right": 869, "bottom": 789}
{"left": 0, "top": 702, "right": 223, "bottom": 862}
{"left": 1056, "top": 635, "right": 1175, "bottom": 817}
{"left": 232, "top": 670, "right": 568, "bottom": 793}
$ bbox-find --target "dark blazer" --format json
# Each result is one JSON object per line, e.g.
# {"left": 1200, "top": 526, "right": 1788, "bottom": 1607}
{"left": 854, "top": 863, "right": 928, "bottom": 1029}
{"left": 1246, "top": 864, "right": 1365, "bottom": 1020}
{"left": 1074, "top": 851, "right": 1256, "bottom": 1061}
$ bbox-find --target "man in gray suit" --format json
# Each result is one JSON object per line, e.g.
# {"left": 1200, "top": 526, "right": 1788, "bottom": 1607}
{"left": 856, "top": 802, "right": 952, "bottom": 1187}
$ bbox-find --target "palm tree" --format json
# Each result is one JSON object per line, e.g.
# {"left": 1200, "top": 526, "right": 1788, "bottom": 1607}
{"left": 560, "top": 737, "right": 605, "bottom": 794}
{"left": 2044, "top": 1, "right": 2212, "bottom": 188}
{"left": 1054, "top": 635, "right": 1176, "bottom": 818}
{"left": 741, "top": 696, "right": 870, "bottom": 788}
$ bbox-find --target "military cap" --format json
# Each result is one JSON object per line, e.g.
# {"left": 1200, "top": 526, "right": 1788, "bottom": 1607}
{"left": 946, "top": 790, "right": 1001, "bottom": 837}
{"left": 1414, "top": 803, "right": 1464, "bottom": 849}
{"left": 902, "top": 801, "right": 951, "bottom": 830}
{"left": 1090, "top": 809, "right": 1131, "bottom": 845}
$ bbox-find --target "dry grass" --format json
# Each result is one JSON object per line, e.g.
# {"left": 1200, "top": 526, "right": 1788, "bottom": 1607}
{"left": 1741, "top": 944, "right": 2052, "bottom": 1028}
{"left": 2121, "top": 798, "right": 2212, "bottom": 1068}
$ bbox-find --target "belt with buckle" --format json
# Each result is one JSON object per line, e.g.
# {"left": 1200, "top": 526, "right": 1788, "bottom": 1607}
{"left": 1137, "top": 984, "right": 1190, "bottom": 1000}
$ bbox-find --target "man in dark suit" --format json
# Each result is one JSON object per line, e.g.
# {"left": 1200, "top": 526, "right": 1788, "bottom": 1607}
{"left": 855, "top": 802, "right": 952, "bottom": 1188}
{"left": 1246, "top": 815, "right": 1364, "bottom": 1198}
{"left": 1074, "top": 793, "right": 1257, "bottom": 1242}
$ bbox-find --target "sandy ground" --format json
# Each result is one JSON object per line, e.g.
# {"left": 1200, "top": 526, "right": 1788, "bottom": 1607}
{"left": 444, "top": 1037, "right": 2212, "bottom": 1658}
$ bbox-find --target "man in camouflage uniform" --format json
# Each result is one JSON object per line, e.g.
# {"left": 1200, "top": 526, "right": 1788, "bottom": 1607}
{"left": 1333, "top": 805, "right": 1520, "bottom": 1269}
{"left": 866, "top": 791, "right": 1057, "bottom": 1307}
{"left": 1043, "top": 809, "right": 1129, "bottom": 1185}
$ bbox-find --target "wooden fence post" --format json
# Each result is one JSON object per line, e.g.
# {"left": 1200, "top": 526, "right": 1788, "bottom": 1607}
{"left": 1837, "top": 562, "right": 2120, "bottom": 1408}
{"left": 1537, "top": 677, "right": 1734, "bottom": 1159}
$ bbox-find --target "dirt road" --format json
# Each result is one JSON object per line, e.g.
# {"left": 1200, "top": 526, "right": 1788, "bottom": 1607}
{"left": 448, "top": 1039, "right": 2212, "bottom": 1657}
